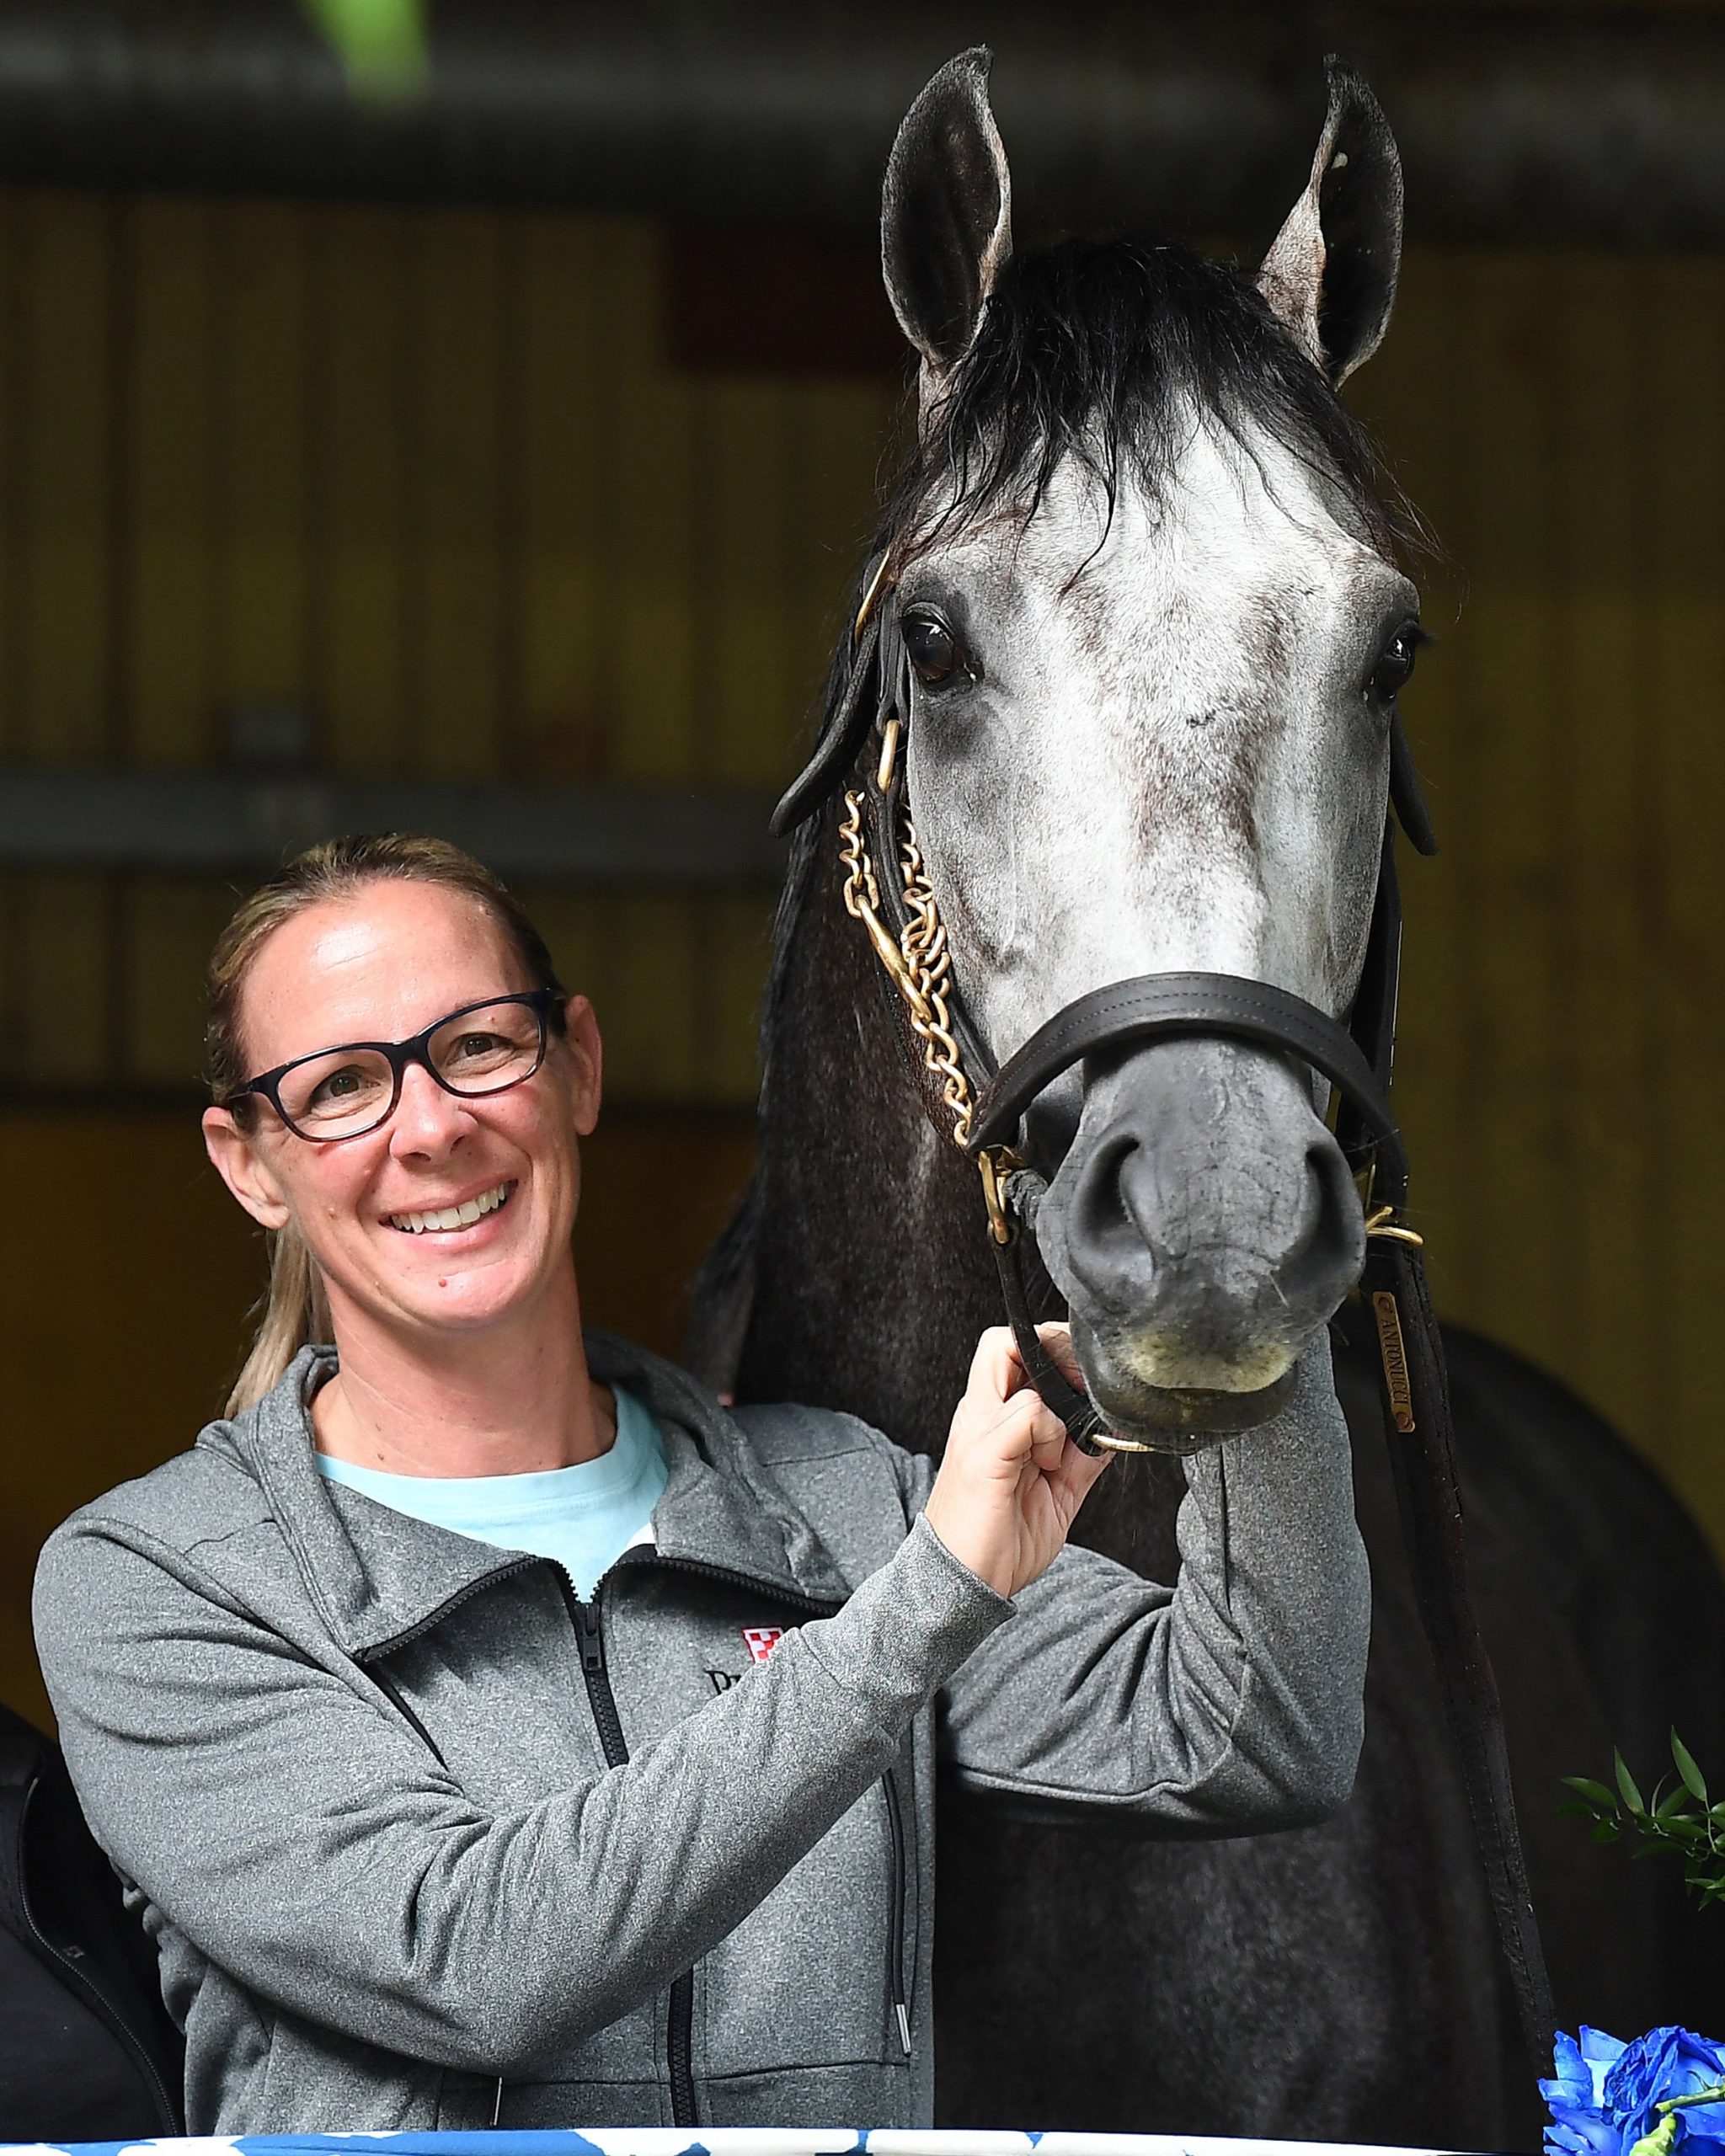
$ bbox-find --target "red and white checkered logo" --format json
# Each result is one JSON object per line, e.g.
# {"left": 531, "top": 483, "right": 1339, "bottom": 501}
{"left": 742, "top": 1625, "right": 784, "bottom": 1665}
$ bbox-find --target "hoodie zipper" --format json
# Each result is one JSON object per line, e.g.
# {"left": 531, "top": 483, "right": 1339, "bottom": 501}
{"left": 615, "top": 1547, "right": 841, "bottom": 1618}
{"left": 371, "top": 1548, "right": 898, "bottom": 2112}
{"left": 15, "top": 1779, "right": 181, "bottom": 2133}
{"left": 557, "top": 1575, "right": 697, "bottom": 2127}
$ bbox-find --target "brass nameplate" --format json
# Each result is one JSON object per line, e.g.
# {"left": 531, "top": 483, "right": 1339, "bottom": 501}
{"left": 1372, "top": 1290, "right": 1417, "bottom": 1433}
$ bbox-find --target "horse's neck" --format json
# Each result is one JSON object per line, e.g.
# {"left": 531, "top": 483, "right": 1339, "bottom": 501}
{"left": 723, "top": 814, "right": 1185, "bottom": 1574}
{"left": 733, "top": 814, "right": 992, "bottom": 1454}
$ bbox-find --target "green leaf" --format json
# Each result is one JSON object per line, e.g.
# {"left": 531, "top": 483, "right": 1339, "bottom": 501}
{"left": 1617, "top": 1753, "right": 1648, "bottom": 1816}
{"left": 1631, "top": 2114, "right": 1681, "bottom": 2156}
{"left": 1592, "top": 1822, "right": 1622, "bottom": 1844}
{"left": 1564, "top": 1776, "right": 1621, "bottom": 1811}
{"left": 1674, "top": 1732, "right": 1711, "bottom": 1803}
{"left": 1656, "top": 1786, "right": 1696, "bottom": 1822}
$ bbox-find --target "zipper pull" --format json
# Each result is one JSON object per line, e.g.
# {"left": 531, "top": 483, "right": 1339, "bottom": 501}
{"left": 895, "top": 2001, "right": 911, "bottom": 2056}
{"left": 577, "top": 1598, "right": 604, "bottom": 1674}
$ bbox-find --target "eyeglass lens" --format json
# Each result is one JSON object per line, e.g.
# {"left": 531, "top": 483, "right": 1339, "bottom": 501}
{"left": 277, "top": 1001, "right": 546, "bottom": 1139}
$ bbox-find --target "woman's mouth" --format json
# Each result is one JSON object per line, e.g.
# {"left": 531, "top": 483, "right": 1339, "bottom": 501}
{"left": 385, "top": 1180, "right": 515, "bottom": 1235}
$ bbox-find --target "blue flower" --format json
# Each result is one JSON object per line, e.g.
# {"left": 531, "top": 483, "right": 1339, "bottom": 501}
{"left": 1610, "top": 2030, "right": 1725, "bottom": 2153}
{"left": 1543, "top": 2030, "right": 1725, "bottom": 2156}
{"left": 1543, "top": 2028, "right": 1629, "bottom": 2156}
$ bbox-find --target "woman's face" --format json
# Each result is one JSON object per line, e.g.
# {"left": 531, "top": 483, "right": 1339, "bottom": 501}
{"left": 202, "top": 878, "right": 601, "bottom": 1346}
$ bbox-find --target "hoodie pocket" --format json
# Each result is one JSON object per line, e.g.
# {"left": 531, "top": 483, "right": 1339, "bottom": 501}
{"left": 697, "top": 1778, "right": 903, "bottom": 2075}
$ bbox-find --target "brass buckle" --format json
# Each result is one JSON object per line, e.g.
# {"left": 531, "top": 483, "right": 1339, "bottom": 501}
{"left": 978, "top": 1145, "right": 1024, "bottom": 1246}
{"left": 1364, "top": 1203, "right": 1425, "bottom": 1251}
{"left": 853, "top": 555, "right": 894, "bottom": 644}
{"left": 876, "top": 715, "right": 902, "bottom": 795}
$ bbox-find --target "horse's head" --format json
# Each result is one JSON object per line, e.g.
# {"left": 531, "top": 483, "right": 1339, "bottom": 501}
{"left": 876, "top": 51, "right": 1419, "bottom": 1439}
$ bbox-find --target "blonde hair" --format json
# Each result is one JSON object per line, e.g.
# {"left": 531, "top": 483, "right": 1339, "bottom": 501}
{"left": 207, "top": 833, "right": 565, "bottom": 1416}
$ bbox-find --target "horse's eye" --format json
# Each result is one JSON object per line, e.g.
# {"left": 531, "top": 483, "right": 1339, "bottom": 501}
{"left": 902, "top": 612, "right": 967, "bottom": 686}
{"left": 1369, "top": 625, "right": 1423, "bottom": 702}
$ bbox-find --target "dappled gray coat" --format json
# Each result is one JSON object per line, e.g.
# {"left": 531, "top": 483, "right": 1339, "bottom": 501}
{"left": 33, "top": 1332, "right": 1368, "bottom": 2133}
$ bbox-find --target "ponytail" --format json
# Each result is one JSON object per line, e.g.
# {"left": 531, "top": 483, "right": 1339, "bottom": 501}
{"left": 226, "top": 1221, "right": 333, "bottom": 1416}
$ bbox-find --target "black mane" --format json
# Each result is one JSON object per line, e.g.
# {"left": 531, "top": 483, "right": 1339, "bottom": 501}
{"left": 884, "top": 235, "right": 1417, "bottom": 566}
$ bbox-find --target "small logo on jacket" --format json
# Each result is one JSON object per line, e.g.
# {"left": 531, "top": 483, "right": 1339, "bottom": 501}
{"left": 742, "top": 1625, "right": 784, "bottom": 1664}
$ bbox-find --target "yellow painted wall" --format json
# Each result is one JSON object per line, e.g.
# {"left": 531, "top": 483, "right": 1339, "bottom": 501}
{"left": 1351, "top": 253, "right": 1725, "bottom": 1551}
{"left": 0, "top": 192, "right": 900, "bottom": 1107}
{"left": 0, "top": 193, "right": 1722, "bottom": 1715}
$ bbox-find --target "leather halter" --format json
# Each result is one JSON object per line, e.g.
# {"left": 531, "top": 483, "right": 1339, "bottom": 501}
{"left": 772, "top": 551, "right": 1555, "bottom": 2069}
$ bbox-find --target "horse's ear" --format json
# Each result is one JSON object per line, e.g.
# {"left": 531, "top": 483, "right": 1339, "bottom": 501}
{"left": 881, "top": 46, "right": 1012, "bottom": 382}
{"left": 1256, "top": 57, "right": 1402, "bottom": 386}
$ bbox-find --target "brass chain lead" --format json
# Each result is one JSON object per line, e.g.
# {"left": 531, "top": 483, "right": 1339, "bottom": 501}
{"left": 840, "top": 787, "right": 976, "bottom": 1150}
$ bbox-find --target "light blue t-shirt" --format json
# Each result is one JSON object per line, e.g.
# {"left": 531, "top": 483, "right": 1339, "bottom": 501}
{"left": 315, "top": 1382, "right": 670, "bottom": 1602}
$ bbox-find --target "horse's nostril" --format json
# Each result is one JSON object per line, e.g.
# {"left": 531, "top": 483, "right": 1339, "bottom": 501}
{"left": 1282, "top": 1133, "right": 1368, "bottom": 1300}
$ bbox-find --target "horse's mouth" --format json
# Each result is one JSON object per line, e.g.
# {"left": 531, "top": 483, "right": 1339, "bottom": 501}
{"left": 1070, "top": 1315, "right": 1300, "bottom": 1453}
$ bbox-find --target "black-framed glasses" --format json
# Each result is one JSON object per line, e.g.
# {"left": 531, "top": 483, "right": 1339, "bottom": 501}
{"left": 224, "top": 990, "right": 566, "bottom": 1143}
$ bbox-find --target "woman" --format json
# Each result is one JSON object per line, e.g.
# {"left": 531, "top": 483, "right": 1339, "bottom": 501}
{"left": 34, "top": 832, "right": 1370, "bottom": 2134}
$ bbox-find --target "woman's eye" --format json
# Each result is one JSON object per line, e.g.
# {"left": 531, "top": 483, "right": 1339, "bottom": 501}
{"left": 1369, "top": 626, "right": 1422, "bottom": 702}
{"left": 902, "top": 612, "right": 969, "bottom": 686}
{"left": 310, "top": 1065, "right": 366, "bottom": 1104}
{"left": 450, "top": 1032, "right": 505, "bottom": 1064}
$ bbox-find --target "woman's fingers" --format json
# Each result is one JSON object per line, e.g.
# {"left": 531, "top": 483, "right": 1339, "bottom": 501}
{"left": 966, "top": 1325, "right": 1022, "bottom": 1406}
{"left": 1027, "top": 1396, "right": 1070, "bottom": 1473}
{"left": 931, "top": 1326, "right": 1111, "bottom": 1597}
{"left": 969, "top": 1325, "right": 1093, "bottom": 1470}
{"left": 972, "top": 1322, "right": 1085, "bottom": 1405}
{"left": 1051, "top": 1437, "right": 1112, "bottom": 1514}
{"left": 1028, "top": 1321, "right": 1084, "bottom": 1390}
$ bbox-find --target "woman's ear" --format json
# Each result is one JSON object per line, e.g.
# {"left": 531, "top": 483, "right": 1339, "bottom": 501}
{"left": 562, "top": 995, "right": 603, "bottom": 1138}
{"left": 202, "top": 1106, "right": 292, "bottom": 1231}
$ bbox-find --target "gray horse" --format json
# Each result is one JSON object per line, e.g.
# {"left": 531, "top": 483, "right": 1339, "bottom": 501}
{"left": 692, "top": 51, "right": 1725, "bottom": 2148}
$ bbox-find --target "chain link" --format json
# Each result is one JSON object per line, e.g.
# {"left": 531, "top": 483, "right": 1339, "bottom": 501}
{"left": 841, "top": 787, "right": 976, "bottom": 1149}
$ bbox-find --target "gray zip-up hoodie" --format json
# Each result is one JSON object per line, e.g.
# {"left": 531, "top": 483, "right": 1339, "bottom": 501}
{"left": 33, "top": 1331, "right": 1368, "bottom": 2136}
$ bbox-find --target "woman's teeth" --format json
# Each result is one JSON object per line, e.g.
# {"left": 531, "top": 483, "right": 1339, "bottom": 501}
{"left": 387, "top": 1182, "right": 514, "bottom": 1235}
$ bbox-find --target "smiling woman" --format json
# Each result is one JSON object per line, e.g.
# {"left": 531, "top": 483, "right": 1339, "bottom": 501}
{"left": 198, "top": 832, "right": 602, "bottom": 1447}
{"left": 27, "top": 820, "right": 1370, "bottom": 2137}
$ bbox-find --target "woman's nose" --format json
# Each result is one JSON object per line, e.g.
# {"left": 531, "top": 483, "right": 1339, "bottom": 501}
{"left": 388, "top": 1061, "right": 473, "bottom": 1154}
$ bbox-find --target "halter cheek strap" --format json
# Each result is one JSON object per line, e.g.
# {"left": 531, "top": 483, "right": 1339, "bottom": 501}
{"left": 771, "top": 558, "right": 1554, "bottom": 2073}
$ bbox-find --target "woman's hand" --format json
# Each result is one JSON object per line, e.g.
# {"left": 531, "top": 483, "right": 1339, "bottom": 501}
{"left": 922, "top": 1325, "right": 1111, "bottom": 1598}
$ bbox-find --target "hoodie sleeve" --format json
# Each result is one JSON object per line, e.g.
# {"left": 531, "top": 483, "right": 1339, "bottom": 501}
{"left": 931, "top": 1332, "right": 1370, "bottom": 1832}
{"left": 33, "top": 1505, "right": 1003, "bottom": 2078}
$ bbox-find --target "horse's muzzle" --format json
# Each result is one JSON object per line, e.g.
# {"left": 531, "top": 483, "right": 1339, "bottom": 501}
{"left": 1033, "top": 1035, "right": 1365, "bottom": 1441}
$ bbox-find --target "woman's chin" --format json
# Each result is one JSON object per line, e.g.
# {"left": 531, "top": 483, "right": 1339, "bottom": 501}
{"left": 337, "top": 1230, "right": 552, "bottom": 1337}
{"left": 401, "top": 1256, "right": 542, "bottom": 1326}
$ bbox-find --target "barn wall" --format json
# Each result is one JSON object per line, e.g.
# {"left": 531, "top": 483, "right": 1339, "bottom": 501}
{"left": 1351, "top": 253, "right": 1725, "bottom": 1556}
{"left": 0, "top": 191, "right": 1720, "bottom": 1721}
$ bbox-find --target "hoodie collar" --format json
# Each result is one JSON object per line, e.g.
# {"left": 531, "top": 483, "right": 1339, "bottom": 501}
{"left": 198, "top": 1334, "right": 852, "bottom": 1663}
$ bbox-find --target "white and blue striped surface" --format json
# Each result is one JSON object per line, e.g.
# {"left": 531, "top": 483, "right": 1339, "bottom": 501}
{"left": 1, "top": 2130, "right": 1463, "bottom": 2156}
